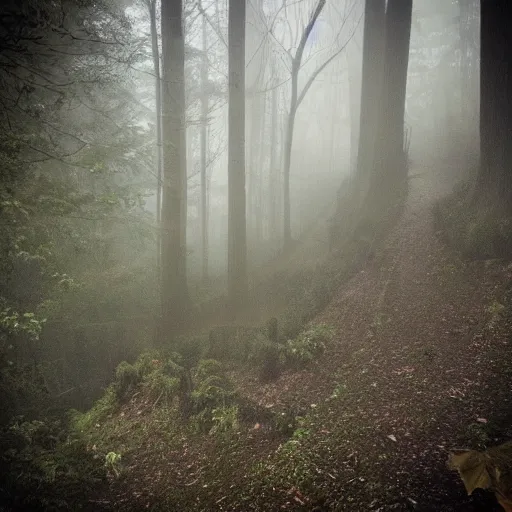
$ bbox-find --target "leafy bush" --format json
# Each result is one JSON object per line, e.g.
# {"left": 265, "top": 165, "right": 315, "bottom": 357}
{"left": 209, "top": 405, "right": 240, "bottom": 437}
{"left": 272, "top": 408, "right": 301, "bottom": 437}
{"left": 190, "top": 359, "right": 236, "bottom": 433}
{"left": 191, "top": 374, "right": 233, "bottom": 413}
{"left": 281, "top": 324, "right": 335, "bottom": 368}
{"left": 459, "top": 421, "right": 500, "bottom": 451}
{"left": 114, "top": 361, "right": 141, "bottom": 401}
{"left": 133, "top": 350, "right": 163, "bottom": 378}
{"left": 195, "top": 358, "right": 224, "bottom": 381}
{"left": 143, "top": 371, "right": 180, "bottom": 406}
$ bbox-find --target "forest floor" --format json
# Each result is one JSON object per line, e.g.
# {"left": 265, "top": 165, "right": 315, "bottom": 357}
{"left": 102, "top": 162, "right": 512, "bottom": 511}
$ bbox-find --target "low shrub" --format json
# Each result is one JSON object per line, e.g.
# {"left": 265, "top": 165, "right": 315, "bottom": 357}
{"left": 281, "top": 324, "right": 335, "bottom": 369}
{"left": 190, "top": 359, "right": 236, "bottom": 433}
{"left": 209, "top": 405, "right": 240, "bottom": 437}
{"left": 114, "top": 361, "right": 140, "bottom": 401}
{"left": 143, "top": 371, "right": 180, "bottom": 406}
{"left": 133, "top": 350, "right": 163, "bottom": 378}
{"left": 195, "top": 358, "right": 224, "bottom": 381}
{"left": 104, "top": 451, "right": 122, "bottom": 478}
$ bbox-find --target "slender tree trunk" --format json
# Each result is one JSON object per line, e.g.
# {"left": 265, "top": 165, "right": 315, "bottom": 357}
{"left": 160, "top": 0, "right": 187, "bottom": 338}
{"left": 269, "top": 83, "right": 278, "bottom": 244}
{"left": 469, "top": 1, "right": 479, "bottom": 147}
{"left": 282, "top": 0, "right": 326, "bottom": 252}
{"left": 248, "top": 96, "right": 259, "bottom": 245}
{"left": 148, "top": 0, "right": 163, "bottom": 274}
{"left": 347, "top": 44, "right": 361, "bottom": 174}
{"left": 459, "top": 0, "right": 471, "bottom": 125}
{"left": 477, "top": 0, "right": 512, "bottom": 209}
{"left": 180, "top": 138, "right": 187, "bottom": 300}
{"left": 459, "top": 0, "right": 480, "bottom": 156}
{"left": 200, "top": 9, "right": 209, "bottom": 284}
{"left": 328, "top": 70, "right": 338, "bottom": 174}
{"left": 366, "top": 0, "right": 412, "bottom": 214}
{"left": 228, "top": 0, "right": 248, "bottom": 311}
{"left": 282, "top": 103, "right": 296, "bottom": 251}
{"left": 255, "top": 91, "right": 266, "bottom": 244}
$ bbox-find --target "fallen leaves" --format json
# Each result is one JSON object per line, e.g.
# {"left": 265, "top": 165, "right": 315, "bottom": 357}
{"left": 449, "top": 442, "right": 512, "bottom": 512}
{"left": 392, "top": 366, "right": 415, "bottom": 376}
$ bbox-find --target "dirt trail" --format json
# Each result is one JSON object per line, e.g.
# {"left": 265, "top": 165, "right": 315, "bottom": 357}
{"left": 237, "top": 165, "right": 512, "bottom": 510}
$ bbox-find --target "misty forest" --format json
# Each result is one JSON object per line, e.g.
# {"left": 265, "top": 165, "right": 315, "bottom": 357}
{"left": 2, "top": 0, "right": 512, "bottom": 510}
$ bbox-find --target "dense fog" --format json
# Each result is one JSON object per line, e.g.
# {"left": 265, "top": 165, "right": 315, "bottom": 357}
{"left": 124, "top": 0, "right": 479, "bottom": 279}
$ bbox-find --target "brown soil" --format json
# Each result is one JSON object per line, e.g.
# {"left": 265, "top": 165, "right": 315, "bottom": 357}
{"left": 106, "top": 164, "right": 512, "bottom": 511}
{"left": 226, "top": 165, "right": 512, "bottom": 510}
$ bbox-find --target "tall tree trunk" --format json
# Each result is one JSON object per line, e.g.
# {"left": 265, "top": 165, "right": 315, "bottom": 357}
{"left": 366, "top": 0, "right": 412, "bottom": 215}
{"left": 477, "top": 0, "right": 512, "bottom": 209}
{"left": 353, "top": 0, "right": 385, "bottom": 210}
{"left": 228, "top": 0, "right": 248, "bottom": 311}
{"left": 200, "top": 7, "right": 209, "bottom": 284}
{"left": 458, "top": 0, "right": 479, "bottom": 139}
{"left": 160, "top": 0, "right": 187, "bottom": 338}
{"left": 347, "top": 42, "right": 362, "bottom": 174}
{"left": 147, "top": 0, "right": 163, "bottom": 274}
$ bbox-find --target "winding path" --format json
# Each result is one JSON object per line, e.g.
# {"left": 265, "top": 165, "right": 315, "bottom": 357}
{"left": 240, "top": 163, "right": 512, "bottom": 510}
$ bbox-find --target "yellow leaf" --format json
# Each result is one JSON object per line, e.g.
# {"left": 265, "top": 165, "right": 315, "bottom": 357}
{"left": 449, "top": 451, "right": 491, "bottom": 494}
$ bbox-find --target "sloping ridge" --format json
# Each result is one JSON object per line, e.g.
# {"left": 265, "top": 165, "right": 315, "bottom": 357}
{"left": 103, "top": 163, "right": 512, "bottom": 511}
{"left": 233, "top": 163, "right": 512, "bottom": 510}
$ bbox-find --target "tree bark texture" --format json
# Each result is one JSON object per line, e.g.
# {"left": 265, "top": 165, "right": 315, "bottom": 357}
{"left": 228, "top": 0, "right": 248, "bottom": 310}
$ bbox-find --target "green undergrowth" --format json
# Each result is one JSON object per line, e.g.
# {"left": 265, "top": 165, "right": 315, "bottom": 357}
{"left": 64, "top": 323, "right": 339, "bottom": 493}
{"left": 280, "top": 323, "right": 335, "bottom": 369}
{"left": 434, "top": 182, "right": 512, "bottom": 259}
{"left": 0, "top": 416, "right": 106, "bottom": 510}
{"left": 21, "top": 201, "right": 401, "bottom": 510}
{"left": 70, "top": 351, "right": 299, "bottom": 463}
{"left": 198, "top": 203, "right": 398, "bottom": 382}
{"left": 234, "top": 380, "right": 372, "bottom": 511}
{"left": 207, "top": 320, "right": 336, "bottom": 383}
